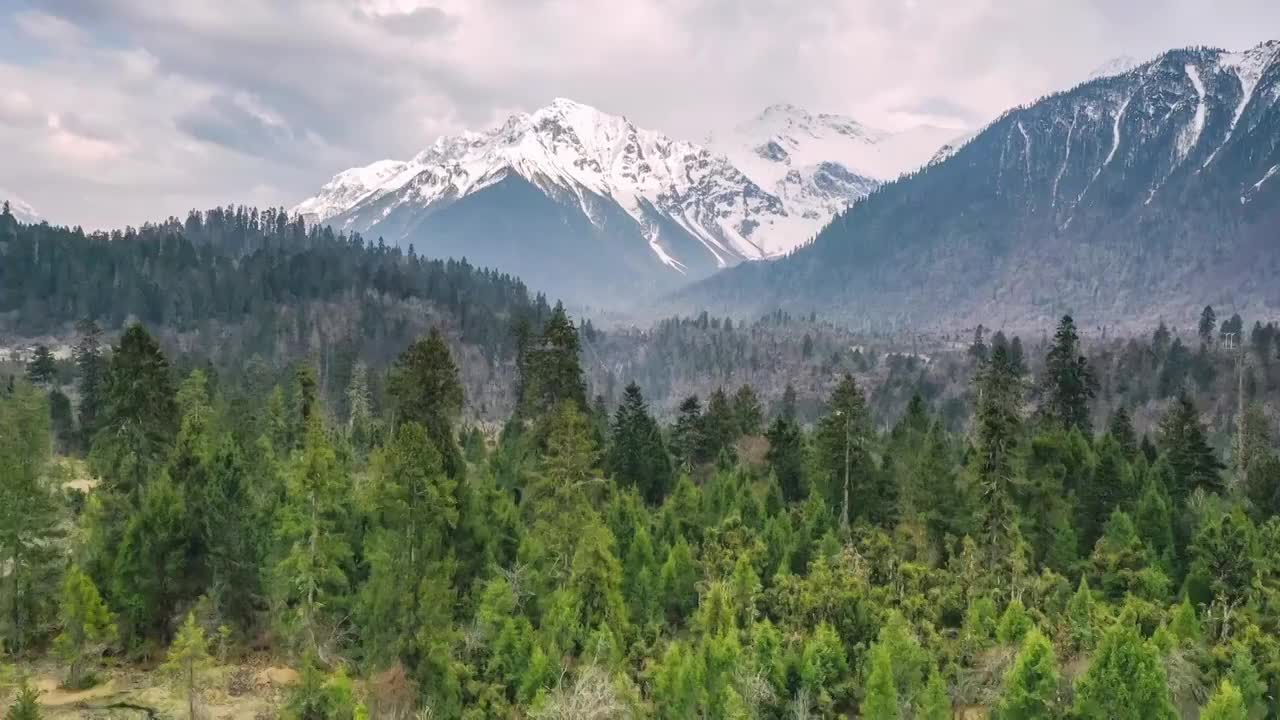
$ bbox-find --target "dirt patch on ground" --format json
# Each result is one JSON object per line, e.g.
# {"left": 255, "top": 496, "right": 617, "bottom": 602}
{"left": 13, "top": 661, "right": 285, "bottom": 720}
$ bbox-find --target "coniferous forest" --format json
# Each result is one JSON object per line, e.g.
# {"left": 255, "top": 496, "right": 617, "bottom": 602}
{"left": 5, "top": 205, "right": 1280, "bottom": 719}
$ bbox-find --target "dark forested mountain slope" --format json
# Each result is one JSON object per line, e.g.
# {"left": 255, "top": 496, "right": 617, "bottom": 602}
{"left": 678, "top": 42, "right": 1280, "bottom": 330}
{"left": 0, "top": 205, "right": 553, "bottom": 417}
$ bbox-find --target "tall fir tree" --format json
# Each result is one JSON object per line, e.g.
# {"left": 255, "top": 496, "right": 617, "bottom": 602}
{"left": 387, "top": 328, "right": 465, "bottom": 477}
{"left": 1158, "top": 392, "right": 1225, "bottom": 500}
{"left": 972, "top": 343, "right": 1025, "bottom": 565}
{"left": 1072, "top": 621, "right": 1176, "bottom": 719}
{"left": 90, "top": 324, "right": 179, "bottom": 496}
{"left": 0, "top": 382, "right": 63, "bottom": 655}
{"left": 1040, "top": 315, "right": 1096, "bottom": 432}
{"left": 606, "top": 382, "right": 672, "bottom": 504}
{"left": 814, "top": 374, "right": 873, "bottom": 529}
{"left": 996, "top": 628, "right": 1061, "bottom": 720}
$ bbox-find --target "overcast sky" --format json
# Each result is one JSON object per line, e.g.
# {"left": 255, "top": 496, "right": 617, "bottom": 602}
{"left": 2, "top": 0, "right": 1278, "bottom": 230}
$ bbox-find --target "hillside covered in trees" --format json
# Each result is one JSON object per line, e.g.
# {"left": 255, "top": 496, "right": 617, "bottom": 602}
{"left": 0, "top": 204, "right": 554, "bottom": 420}
{"left": 4, "top": 299, "right": 1280, "bottom": 718}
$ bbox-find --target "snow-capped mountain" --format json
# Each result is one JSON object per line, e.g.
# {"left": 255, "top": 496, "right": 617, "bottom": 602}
{"left": 706, "top": 105, "right": 965, "bottom": 228}
{"left": 296, "top": 98, "right": 825, "bottom": 302}
{"left": 709, "top": 104, "right": 963, "bottom": 182}
{"left": 295, "top": 98, "right": 961, "bottom": 304}
{"left": 0, "top": 188, "right": 40, "bottom": 224}
{"left": 679, "top": 40, "right": 1280, "bottom": 329}
{"left": 1088, "top": 54, "right": 1142, "bottom": 80}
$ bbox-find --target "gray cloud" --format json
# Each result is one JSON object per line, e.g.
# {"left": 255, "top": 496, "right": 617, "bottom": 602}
{"left": 365, "top": 5, "right": 458, "bottom": 36}
{"left": 2, "top": 0, "right": 1279, "bottom": 230}
{"left": 177, "top": 93, "right": 304, "bottom": 159}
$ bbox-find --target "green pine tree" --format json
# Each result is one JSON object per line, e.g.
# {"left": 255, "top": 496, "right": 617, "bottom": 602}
{"left": 160, "top": 612, "right": 214, "bottom": 720}
{"left": 1040, "top": 315, "right": 1096, "bottom": 432}
{"left": 4, "top": 678, "right": 41, "bottom": 720}
{"left": 53, "top": 566, "right": 116, "bottom": 689}
{"left": 387, "top": 328, "right": 465, "bottom": 477}
{"left": 1200, "top": 680, "right": 1247, "bottom": 720}
{"left": 996, "top": 628, "right": 1060, "bottom": 720}
{"left": 862, "top": 642, "right": 900, "bottom": 720}
{"left": 1072, "top": 621, "right": 1176, "bottom": 720}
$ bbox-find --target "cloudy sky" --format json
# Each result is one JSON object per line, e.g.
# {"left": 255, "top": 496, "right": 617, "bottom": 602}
{"left": 2, "top": 0, "right": 1278, "bottom": 230}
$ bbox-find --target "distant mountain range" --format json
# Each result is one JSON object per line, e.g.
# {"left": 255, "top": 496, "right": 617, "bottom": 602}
{"left": 0, "top": 189, "right": 40, "bottom": 225}
{"left": 294, "top": 100, "right": 960, "bottom": 304}
{"left": 676, "top": 41, "right": 1280, "bottom": 330}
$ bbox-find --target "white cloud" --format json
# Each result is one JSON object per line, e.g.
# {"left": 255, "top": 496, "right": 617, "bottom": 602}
{"left": 1, "top": 0, "right": 1278, "bottom": 229}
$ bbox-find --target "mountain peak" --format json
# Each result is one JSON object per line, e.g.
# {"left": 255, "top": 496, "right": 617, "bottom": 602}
{"left": 0, "top": 188, "right": 40, "bottom": 224}
{"left": 1088, "top": 54, "right": 1142, "bottom": 80}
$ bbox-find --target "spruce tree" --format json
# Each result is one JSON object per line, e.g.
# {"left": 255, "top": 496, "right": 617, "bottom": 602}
{"left": 972, "top": 343, "right": 1024, "bottom": 564}
{"left": 520, "top": 303, "right": 587, "bottom": 416}
{"left": 997, "top": 628, "right": 1060, "bottom": 720}
{"left": 0, "top": 382, "right": 63, "bottom": 655}
{"left": 273, "top": 418, "right": 353, "bottom": 656}
{"left": 1199, "top": 306, "right": 1217, "bottom": 345}
{"left": 4, "top": 678, "right": 41, "bottom": 720}
{"left": 765, "top": 415, "right": 804, "bottom": 502}
{"left": 672, "top": 395, "right": 705, "bottom": 471}
{"left": 53, "top": 566, "right": 116, "bottom": 689}
{"left": 862, "top": 642, "right": 900, "bottom": 720}
{"left": 161, "top": 612, "right": 214, "bottom": 720}
{"left": 358, "top": 422, "right": 458, "bottom": 665}
{"left": 90, "top": 323, "right": 179, "bottom": 495}
{"left": 1107, "top": 406, "right": 1137, "bottom": 456}
{"left": 1158, "top": 392, "right": 1224, "bottom": 499}
{"left": 815, "top": 374, "right": 872, "bottom": 528}
{"left": 917, "top": 669, "right": 951, "bottom": 720}
{"left": 731, "top": 384, "right": 763, "bottom": 436}
{"left": 607, "top": 382, "right": 672, "bottom": 504}
{"left": 24, "top": 346, "right": 56, "bottom": 387}
{"left": 1040, "top": 315, "right": 1096, "bottom": 432}
{"left": 387, "top": 328, "right": 465, "bottom": 477}
{"left": 1072, "top": 621, "right": 1176, "bottom": 719}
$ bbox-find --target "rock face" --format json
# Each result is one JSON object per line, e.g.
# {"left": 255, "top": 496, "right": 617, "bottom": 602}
{"left": 677, "top": 42, "right": 1280, "bottom": 331}
{"left": 293, "top": 99, "right": 954, "bottom": 305}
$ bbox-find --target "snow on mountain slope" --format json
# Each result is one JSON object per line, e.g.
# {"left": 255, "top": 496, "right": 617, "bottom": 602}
{"left": 1088, "top": 55, "right": 1141, "bottom": 80}
{"left": 678, "top": 40, "right": 1280, "bottom": 329}
{"left": 709, "top": 104, "right": 963, "bottom": 183}
{"left": 705, "top": 104, "right": 963, "bottom": 234}
{"left": 296, "top": 99, "right": 967, "bottom": 300}
{"left": 295, "top": 98, "right": 843, "bottom": 296}
{"left": 293, "top": 160, "right": 411, "bottom": 222}
{"left": 0, "top": 188, "right": 40, "bottom": 224}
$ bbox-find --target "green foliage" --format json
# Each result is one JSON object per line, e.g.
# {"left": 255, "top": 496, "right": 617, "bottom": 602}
{"left": 4, "top": 678, "right": 41, "bottom": 720}
{"left": 814, "top": 374, "right": 876, "bottom": 527}
{"left": 90, "top": 324, "right": 179, "bottom": 495}
{"left": 272, "top": 419, "right": 354, "bottom": 656}
{"left": 997, "top": 599, "right": 1034, "bottom": 645}
{"left": 284, "top": 656, "right": 359, "bottom": 720}
{"left": 387, "top": 328, "right": 465, "bottom": 477}
{"left": 861, "top": 642, "right": 899, "bottom": 720}
{"left": 0, "top": 382, "right": 63, "bottom": 654}
{"left": 996, "top": 628, "right": 1060, "bottom": 720}
{"left": 53, "top": 566, "right": 116, "bottom": 689}
{"left": 1168, "top": 596, "right": 1201, "bottom": 645}
{"left": 1072, "top": 621, "right": 1176, "bottom": 720}
{"left": 918, "top": 669, "right": 951, "bottom": 720}
{"left": 8, "top": 302, "right": 1280, "bottom": 719}
{"left": 1040, "top": 315, "right": 1097, "bottom": 432}
{"left": 160, "top": 612, "right": 214, "bottom": 720}
{"left": 1200, "top": 680, "right": 1247, "bottom": 720}
{"left": 607, "top": 383, "right": 672, "bottom": 504}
